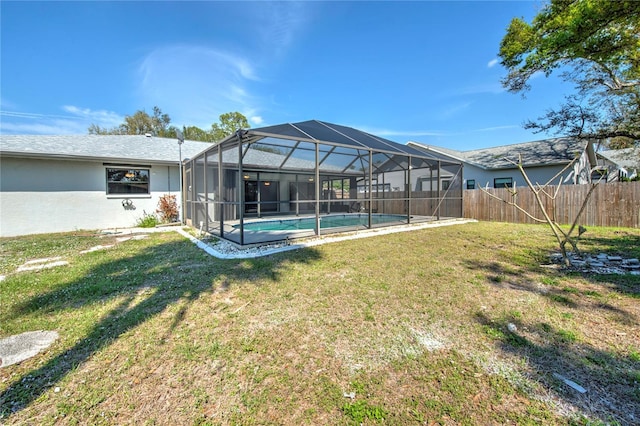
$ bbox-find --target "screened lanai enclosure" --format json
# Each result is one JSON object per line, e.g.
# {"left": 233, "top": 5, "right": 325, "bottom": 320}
{"left": 183, "top": 120, "right": 463, "bottom": 245}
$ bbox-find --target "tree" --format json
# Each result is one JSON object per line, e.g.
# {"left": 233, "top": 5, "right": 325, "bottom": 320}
{"left": 480, "top": 152, "right": 603, "bottom": 266}
{"left": 210, "top": 112, "right": 250, "bottom": 141}
{"left": 121, "top": 106, "right": 174, "bottom": 137}
{"left": 499, "top": 0, "right": 640, "bottom": 147}
{"left": 182, "top": 125, "right": 215, "bottom": 142}
{"left": 89, "top": 109, "right": 251, "bottom": 143}
{"left": 88, "top": 106, "right": 177, "bottom": 138}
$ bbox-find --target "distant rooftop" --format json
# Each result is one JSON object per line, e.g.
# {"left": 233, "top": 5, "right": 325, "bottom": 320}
{"left": 598, "top": 147, "right": 639, "bottom": 169}
{"left": 0, "top": 134, "right": 211, "bottom": 164}
{"left": 408, "top": 138, "right": 589, "bottom": 170}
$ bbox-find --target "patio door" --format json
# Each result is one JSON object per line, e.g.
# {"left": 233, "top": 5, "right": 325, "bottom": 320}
{"left": 245, "top": 180, "right": 279, "bottom": 215}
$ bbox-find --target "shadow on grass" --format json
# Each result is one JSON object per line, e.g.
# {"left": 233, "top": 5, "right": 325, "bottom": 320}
{"left": 463, "top": 255, "right": 638, "bottom": 323}
{"left": 576, "top": 230, "right": 640, "bottom": 298}
{"left": 474, "top": 312, "right": 640, "bottom": 424}
{"left": 0, "top": 235, "right": 321, "bottom": 418}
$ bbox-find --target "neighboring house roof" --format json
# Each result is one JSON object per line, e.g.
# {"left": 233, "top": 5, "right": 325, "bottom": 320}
{"left": 215, "top": 145, "right": 347, "bottom": 173}
{"left": 598, "top": 147, "right": 640, "bottom": 170}
{"left": 0, "top": 134, "right": 211, "bottom": 165}
{"left": 408, "top": 137, "right": 590, "bottom": 170}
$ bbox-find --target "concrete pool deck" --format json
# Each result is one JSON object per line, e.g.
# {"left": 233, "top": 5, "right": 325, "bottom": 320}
{"left": 178, "top": 217, "right": 477, "bottom": 259}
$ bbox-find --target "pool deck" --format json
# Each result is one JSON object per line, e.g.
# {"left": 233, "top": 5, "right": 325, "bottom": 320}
{"left": 180, "top": 217, "right": 477, "bottom": 258}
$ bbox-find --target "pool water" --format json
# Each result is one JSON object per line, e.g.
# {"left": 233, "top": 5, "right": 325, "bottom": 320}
{"left": 237, "top": 214, "right": 407, "bottom": 232}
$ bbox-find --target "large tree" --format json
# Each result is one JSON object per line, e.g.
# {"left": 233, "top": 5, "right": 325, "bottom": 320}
{"left": 89, "top": 110, "right": 251, "bottom": 143}
{"left": 499, "top": 0, "right": 640, "bottom": 148}
{"left": 89, "top": 106, "right": 177, "bottom": 138}
{"left": 209, "top": 112, "right": 251, "bottom": 141}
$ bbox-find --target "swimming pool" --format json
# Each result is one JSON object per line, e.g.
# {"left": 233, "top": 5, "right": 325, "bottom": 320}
{"left": 236, "top": 214, "right": 407, "bottom": 232}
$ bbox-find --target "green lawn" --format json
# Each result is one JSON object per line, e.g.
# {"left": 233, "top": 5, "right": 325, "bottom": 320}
{"left": 0, "top": 222, "right": 638, "bottom": 425}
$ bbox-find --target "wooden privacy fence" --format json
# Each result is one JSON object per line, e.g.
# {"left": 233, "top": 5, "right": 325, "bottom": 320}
{"left": 464, "top": 181, "right": 640, "bottom": 228}
{"left": 361, "top": 190, "right": 463, "bottom": 219}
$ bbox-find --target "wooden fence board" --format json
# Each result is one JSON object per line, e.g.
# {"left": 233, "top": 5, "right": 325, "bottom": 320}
{"left": 463, "top": 181, "right": 640, "bottom": 228}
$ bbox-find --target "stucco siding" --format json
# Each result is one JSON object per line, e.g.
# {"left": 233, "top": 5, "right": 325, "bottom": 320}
{"left": 0, "top": 157, "right": 181, "bottom": 237}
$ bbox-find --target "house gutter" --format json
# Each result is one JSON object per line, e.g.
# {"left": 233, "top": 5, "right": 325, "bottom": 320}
{"left": 0, "top": 150, "right": 180, "bottom": 166}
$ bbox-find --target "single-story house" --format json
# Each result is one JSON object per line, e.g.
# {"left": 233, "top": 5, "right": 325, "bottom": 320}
{"left": 0, "top": 134, "right": 210, "bottom": 237}
{"left": 407, "top": 138, "right": 620, "bottom": 190}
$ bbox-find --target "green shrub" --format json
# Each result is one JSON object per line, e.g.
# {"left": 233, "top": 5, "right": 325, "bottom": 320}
{"left": 136, "top": 211, "right": 159, "bottom": 228}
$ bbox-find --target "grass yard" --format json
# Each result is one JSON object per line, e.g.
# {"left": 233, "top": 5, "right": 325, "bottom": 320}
{"left": 0, "top": 222, "right": 638, "bottom": 425}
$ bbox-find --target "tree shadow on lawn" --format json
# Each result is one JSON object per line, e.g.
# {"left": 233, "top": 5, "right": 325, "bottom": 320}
{"left": 465, "top": 238, "right": 640, "bottom": 424}
{"left": 579, "top": 229, "right": 640, "bottom": 259}
{"left": 576, "top": 230, "right": 640, "bottom": 298}
{"left": 464, "top": 236, "right": 639, "bottom": 315}
{"left": 475, "top": 311, "right": 640, "bottom": 424}
{"left": 0, "top": 236, "right": 321, "bottom": 419}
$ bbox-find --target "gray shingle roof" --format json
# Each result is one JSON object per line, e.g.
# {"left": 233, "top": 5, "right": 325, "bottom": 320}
{"left": 408, "top": 137, "right": 588, "bottom": 170}
{"left": 0, "top": 134, "right": 211, "bottom": 164}
{"left": 599, "top": 147, "right": 639, "bottom": 169}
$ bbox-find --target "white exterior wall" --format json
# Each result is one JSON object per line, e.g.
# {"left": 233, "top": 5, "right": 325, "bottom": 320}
{"left": 0, "top": 157, "right": 181, "bottom": 237}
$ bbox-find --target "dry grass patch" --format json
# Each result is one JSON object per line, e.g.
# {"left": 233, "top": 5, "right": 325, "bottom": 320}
{"left": 1, "top": 223, "right": 638, "bottom": 425}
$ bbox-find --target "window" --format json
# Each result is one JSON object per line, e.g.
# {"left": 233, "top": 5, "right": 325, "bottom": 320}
{"left": 442, "top": 179, "right": 451, "bottom": 190}
{"left": 591, "top": 169, "right": 608, "bottom": 182}
{"left": 466, "top": 179, "right": 476, "bottom": 190}
{"left": 494, "top": 177, "right": 513, "bottom": 188}
{"left": 356, "top": 183, "right": 391, "bottom": 193}
{"left": 106, "top": 168, "right": 150, "bottom": 195}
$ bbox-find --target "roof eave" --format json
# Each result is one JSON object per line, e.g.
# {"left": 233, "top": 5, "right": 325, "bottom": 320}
{"left": 0, "top": 150, "right": 179, "bottom": 166}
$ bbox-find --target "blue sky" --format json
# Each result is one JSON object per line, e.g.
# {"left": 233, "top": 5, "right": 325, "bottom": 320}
{"left": 0, "top": 0, "right": 571, "bottom": 150}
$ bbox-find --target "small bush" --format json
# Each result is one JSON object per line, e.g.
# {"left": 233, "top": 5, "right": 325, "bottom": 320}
{"left": 156, "top": 194, "right": 179, "bottom": 223}
{"left": 136, "top": 211, "right": 159, "bottom": 228}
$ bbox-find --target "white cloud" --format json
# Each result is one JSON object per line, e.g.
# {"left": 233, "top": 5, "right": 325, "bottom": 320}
{"left": 62, "top": 105, "right": 123, "bottom": 128}
{"left": 132, "top": 2, "right": 315, "bottom": 130}
{"left": 437, "top": 101, "right": 473, "bottom": 120}
{"left": 0, "top": 106, "right": 123, "bottom": 135}
{"left": 0, "top": 97, "right": 18, "bottom": 110}
{"left": 356, "top": 125, "right": 445, "bottom": 139}
{"left": 136, "top": 45, "right": 265, "bottom": 129}
{"left": 250, "top": 116, "right": 264, "bottom": 125}
{"left": 0, "top": 120, "right": 84, "bottom": 134}
{"left": 255, "top": 2, "right": 313, "bottom": 57}
{"left": 487, "top": 58, "right": 499, "bottom": 68}
{"left": 451, "top": 83, "right": 504, "bottom": 96}
{"left": 474, "top": 124, "right": 520, "bottom": 132}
